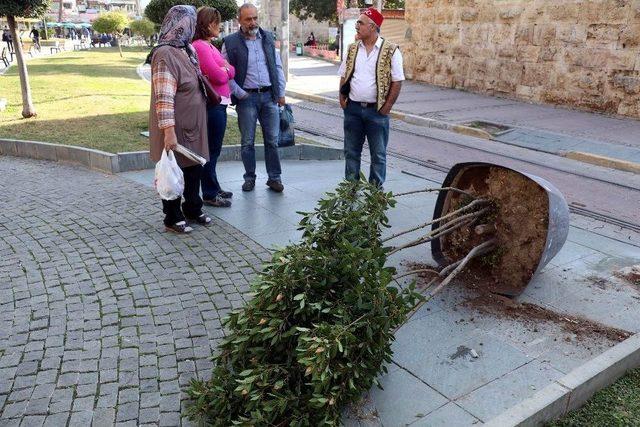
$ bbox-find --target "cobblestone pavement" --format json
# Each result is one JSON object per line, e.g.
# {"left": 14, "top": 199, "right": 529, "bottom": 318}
{"left": 0, "top": 157, "right": 270, "bottom": 426}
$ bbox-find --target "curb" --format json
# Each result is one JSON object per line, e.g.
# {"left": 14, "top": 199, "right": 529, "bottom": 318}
{"left": 0, "top": 138, "right": 119, "bottom": 174}
{"left": 563, "top": 151, "right": 640, "bottom": 175}
{"left": 485, "top": 333, "right": 640, "bottom": 426}
{"left": 0, "top": 138, "right": 343, "bottom": 174}
{"left": 284, "top": 90, "right": 493, "bottom": 140}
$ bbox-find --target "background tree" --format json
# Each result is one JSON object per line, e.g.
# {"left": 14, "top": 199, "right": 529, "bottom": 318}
{"left": 290, "top": 0, "right": 405, "bottom": 24}
{"left": 145, "top": 0, "right": 237, "bottom": 26}
{"left": 383, "top": 0, "right": 405, "bottom": 8}
{"left": 290, "top": 0, "right": 336, "bottom": 23}
{"left": 0, "top": 0, "right": 50, "bottom": 118}
{"left": 92, "top": 11, "right": 129, "bottom": 57}
{"left": 129, "top": 17, "right": 155, "bottom": 46}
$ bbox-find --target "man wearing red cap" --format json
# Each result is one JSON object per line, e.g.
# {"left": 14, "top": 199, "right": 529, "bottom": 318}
{"left": 338, "top": 7, "right": 404, "bottom": 186}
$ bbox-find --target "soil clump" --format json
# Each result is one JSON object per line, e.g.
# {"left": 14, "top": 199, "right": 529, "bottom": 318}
{"left": 440, "top": 167, "right": 549, "bottom": 296}
{"left": 615, "top": 265, "right": 640, "bottom": 286}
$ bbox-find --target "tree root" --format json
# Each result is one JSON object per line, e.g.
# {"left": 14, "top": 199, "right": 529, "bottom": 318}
{"left": 395, "top": 239, "right": 497, "bottom": 330}
{"left": 382, "top": 199, "right": 490, "bottom": 243}
{"left": 387, "top": 207, "right": 490, "bottom": 256}
{"left": 394, "top": 187, "right": 476, "bottom": 199}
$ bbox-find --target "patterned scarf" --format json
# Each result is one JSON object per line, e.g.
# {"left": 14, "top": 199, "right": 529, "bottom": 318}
{"left": 145, "top": 5, "right": 199, "bottom": 67}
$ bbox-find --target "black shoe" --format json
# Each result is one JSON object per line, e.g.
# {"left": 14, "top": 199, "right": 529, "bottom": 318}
{"left": 203, "top": 195, "right": 231, "bottom": 208}
{"left": 266, "top": 180, "right": 284, "bottom": 192}
{"left": 218, "top": 189, "right": 233, "bottom": 198}
{"left": 186, "top": 213, "right": 212, "bottom": 224}
{"left": 165, "top": 221, "right": 193, "bottom": 234}
{"left": 242, "top": 180, "right": 255, "bottom": 192}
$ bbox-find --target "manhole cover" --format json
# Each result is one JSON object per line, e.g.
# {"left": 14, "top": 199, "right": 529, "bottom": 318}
{"left": 463, "top": 121, "right": 512, "bottom": 137}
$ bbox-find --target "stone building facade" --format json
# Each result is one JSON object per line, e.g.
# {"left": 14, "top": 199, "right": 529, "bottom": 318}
{"left": 403, "top": 0, "right": 640, "bottom": 118}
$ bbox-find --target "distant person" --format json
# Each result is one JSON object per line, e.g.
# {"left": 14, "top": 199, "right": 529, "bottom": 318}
{"left": 338, "top": 7, "right": 404, "bottom": 186}
{"left": 222, "top": 3, "right": 286, "bottom": 193}
{"left": 2, "top": 27, "right": 12, "bottom": 52}
{"left": 304, "top": 31, "right": 316, "bottom": 47}
{"left": 30, "top": 27, "right": 40, "bottom": 49}
{"left": 147, "top": 5, "right": 211, "bottom": 234}
{"left": 193, "top": 6, "right": 236, "bottom": 207}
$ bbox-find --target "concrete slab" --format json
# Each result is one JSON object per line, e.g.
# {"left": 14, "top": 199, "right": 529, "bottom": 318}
{"left": 559, "top": 334, "right": 640, "bottom": 413}
{"left": 484, "top": 382, "right": 571, "bottom": 427}
{"left": 393, "top": 312, "right": 531, "bottom": 399}
{"left": 410, "top": 402, "right": 480, "bottom": 427}
{"left": 370, "top": 368, "right": 449, "bottom": 426}
{"left": 456, "top": 360, "right": 564, "bottom": 422}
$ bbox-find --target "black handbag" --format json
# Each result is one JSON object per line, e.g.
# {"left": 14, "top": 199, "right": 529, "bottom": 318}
{"left": 198, "top": 73, "right": 221, "bottom": 106}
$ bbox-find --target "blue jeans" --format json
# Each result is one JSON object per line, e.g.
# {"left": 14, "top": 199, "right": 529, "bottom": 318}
{"left": 201, "top": 104, "right": 227, "bottom": 199}
{"left": 235, "top": 91, "right": 282, "bottom": 182}
{"left": 343, "top": 101, "right": 390, "bottom": 186}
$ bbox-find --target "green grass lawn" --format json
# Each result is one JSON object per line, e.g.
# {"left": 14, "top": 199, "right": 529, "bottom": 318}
{"left": 0, "top": 46, "right": 257, "bottom": 153}
{"left": 550, "top": 368, "right": 640, "bottom": 426}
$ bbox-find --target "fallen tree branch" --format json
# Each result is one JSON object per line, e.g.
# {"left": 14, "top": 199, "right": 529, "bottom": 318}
{"left": 425, "top": 239, "right": 497, "bottom": 299}
{"left": 395, "top": 187, "right": 476, "bottom": 199}
{"left": 396, "top": 239, "right": 497, "bottom": 330}
{"left": 394, "top": 268, "right": 439, "bottom": 281}
{"left": 382, "top": 199, "right": 490, "bottom": 243}
{"left": 387, "top": 206, "right": 490, "bottom": 256}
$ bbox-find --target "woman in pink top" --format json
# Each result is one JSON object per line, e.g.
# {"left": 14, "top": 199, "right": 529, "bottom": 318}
{"left": 193, "top": 7, "right": 235, "bottom": 207}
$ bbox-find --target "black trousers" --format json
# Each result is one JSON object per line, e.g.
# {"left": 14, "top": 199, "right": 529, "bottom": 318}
{"left": 161, "top": 164, "right": 203, "bottom": 226}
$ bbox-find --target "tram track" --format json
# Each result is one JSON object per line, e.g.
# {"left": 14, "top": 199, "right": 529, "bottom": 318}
{"left": 292, "top": 105, "right": 640, "bottom": 235}
{"left": 293, "top": 102, "right": 640, "bottom": 193}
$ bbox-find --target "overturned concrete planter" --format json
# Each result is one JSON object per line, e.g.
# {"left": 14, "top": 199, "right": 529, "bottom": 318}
{"left": 431, "top": 162, "right": 570, "bottom": 296}
{"left": 0, "top": 138, "right": 343, "bottom": 174}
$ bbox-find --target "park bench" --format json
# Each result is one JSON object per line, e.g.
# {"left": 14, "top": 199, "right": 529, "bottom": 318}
{"left": 1, "top": 47, "right": 9, "bottom": 67}
{"left": 49, "top": 40, "right": 61, "bottom": 53}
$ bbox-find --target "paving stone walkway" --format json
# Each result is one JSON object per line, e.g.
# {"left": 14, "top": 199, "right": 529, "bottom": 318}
{"left": 0, "top": 157, "right": 269, "bottom": 426}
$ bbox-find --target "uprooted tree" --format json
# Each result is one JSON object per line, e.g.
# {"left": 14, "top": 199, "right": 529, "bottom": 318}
{"left": 186, "top": 175, "right": 504, "bottom": 425}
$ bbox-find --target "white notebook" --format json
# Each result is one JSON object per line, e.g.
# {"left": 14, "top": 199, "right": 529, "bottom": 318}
{"left": 174, "top": 144, "right": 206, "bottom": 166}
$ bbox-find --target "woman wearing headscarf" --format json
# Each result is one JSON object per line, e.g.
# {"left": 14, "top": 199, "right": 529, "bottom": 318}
{"left": 193, "top": 6, "right": 234, "bottom": 208}
{"left": 147, "top": 5, "right": 211, "bottom": 234}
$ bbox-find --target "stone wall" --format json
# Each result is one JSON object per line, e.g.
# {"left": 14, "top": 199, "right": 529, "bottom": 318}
{"left": 403, "top": 0, "right": 640, "bottom": 118}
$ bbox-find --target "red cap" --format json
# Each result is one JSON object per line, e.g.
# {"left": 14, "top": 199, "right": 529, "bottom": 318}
{"left": 363, "top": 7, "right": 384, "bottom": 27}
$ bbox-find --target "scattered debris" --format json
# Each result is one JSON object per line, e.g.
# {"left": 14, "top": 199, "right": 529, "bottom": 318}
{"left": 450, "top": 345, "right": 473, "bottom": 360}
{"left": 465, "top": 293, "right": 630, "bottom": 343}
{"left": 586, "top": 275, "right": 612, "bottom": 290}
{"left": 404, "top": 262, "right": 631, "bottom": 343}
{"left": 615, "top": 265, "right": 640, "bottom": 286}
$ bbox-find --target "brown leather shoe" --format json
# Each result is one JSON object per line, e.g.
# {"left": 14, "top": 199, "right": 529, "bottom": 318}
{"left": 203, "top": 196, "right": 231, "bottom": 208}
{"left": 266, "top": 180, "right": 284, "bottom": 192}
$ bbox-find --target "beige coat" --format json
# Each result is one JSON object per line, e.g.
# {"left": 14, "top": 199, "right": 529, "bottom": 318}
{"left": 149, "top": 46, "right": 209, "bottom": 168}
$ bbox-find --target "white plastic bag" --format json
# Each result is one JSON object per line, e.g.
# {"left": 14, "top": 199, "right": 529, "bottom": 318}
{"left": 154, "top": 149, "right": 184, "bottom": 200}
